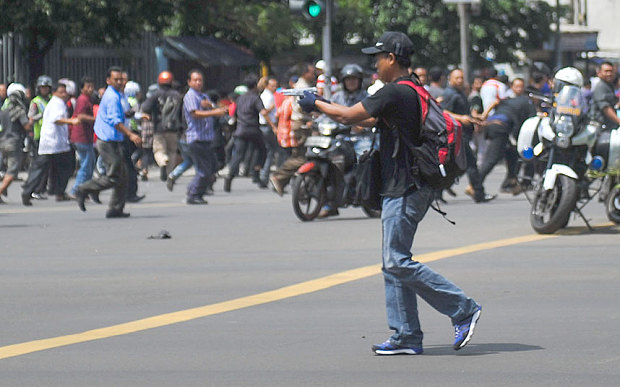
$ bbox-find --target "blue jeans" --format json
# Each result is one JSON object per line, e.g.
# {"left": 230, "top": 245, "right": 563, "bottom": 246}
{"left": 71, "top": 142, "right": 95, "bottom": 195}
{"left": 382, "top": 185, "right": 479, "bottom": 347}
{"left": 170, "top": 140, "right": 193, "bottom": 180}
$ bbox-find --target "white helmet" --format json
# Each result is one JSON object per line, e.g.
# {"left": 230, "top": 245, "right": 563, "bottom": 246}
{"left": 124, "top": 81, "right": 140, "bottom": 97}
{"left": 553, "top": 67, "right": 583, "bottom": 88}
{"left": 7, "top": 83, "right": 26, "bottom": 97}
{"left": 315, "top": 59, "right": 326, "bottom": 71}
{"left": 58, "top": 78, "right": 76, "bottom": 96}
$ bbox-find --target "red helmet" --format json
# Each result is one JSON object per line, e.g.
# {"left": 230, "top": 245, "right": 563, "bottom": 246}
{"left": 158, "top": 71, "right": 174, "bottom": 85}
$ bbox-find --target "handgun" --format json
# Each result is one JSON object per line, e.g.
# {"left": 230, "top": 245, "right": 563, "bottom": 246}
{"left": 280, "top": 87, "right": 318, "bottom": 96}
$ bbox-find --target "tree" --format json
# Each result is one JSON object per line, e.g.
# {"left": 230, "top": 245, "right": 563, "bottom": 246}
{"left": 170, "top": 0, "right": 298, "bottom": 65}
{"left": 368, "top": 0, "right": 555, "bottom": 69}
{"left": 0, "top": 0, "right": 174, "bottom": 83}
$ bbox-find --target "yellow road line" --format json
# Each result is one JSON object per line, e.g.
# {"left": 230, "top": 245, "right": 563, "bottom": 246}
{"left": 0, "top": 233, "right": 556, "bottom": 360}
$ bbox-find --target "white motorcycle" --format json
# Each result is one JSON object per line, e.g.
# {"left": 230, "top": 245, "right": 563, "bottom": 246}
{"left": 517, "top": 69, "right": 620, "bottom": 233}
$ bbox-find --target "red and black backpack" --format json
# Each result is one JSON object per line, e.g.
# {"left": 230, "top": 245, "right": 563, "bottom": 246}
{"left": 395, "top": 79, "right": 467, "bottom": 190}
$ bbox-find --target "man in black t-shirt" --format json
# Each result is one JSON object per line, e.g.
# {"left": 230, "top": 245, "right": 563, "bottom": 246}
{"left": 298, "top": 31, "right": 481, "bottom": 355}
{"left": 224, "top": 75, "right": 277, "bottom": 192}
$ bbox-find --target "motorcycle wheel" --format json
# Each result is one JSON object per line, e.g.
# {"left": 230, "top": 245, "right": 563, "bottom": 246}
{"left": 292, "top": 173, "right": 325, "bottom": 221}
{"left": 361, "top": 205, "right": 381, "bottom": 218}
{"left": 530, "top": 174, "right": 578, "bottom": 234}
{"left": 605, "top": 183, "right": 620, "bottom": 224}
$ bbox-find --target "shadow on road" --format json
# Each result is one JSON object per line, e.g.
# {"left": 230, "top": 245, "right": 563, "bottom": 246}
{"left": 558, "top": 223, "right": 620, "bottom": 235}
{"left": 422, "top": 343, "right": 544, "bottom": 356}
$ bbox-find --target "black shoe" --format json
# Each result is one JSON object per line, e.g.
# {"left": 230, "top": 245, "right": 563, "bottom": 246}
{"left": 160, "top": 166, "right": 167, "bottom": 182}
{"left": 90, "top": 192, "right": 101, "bottom": 204}
{"left": 475, "top": 194, "right": 497, "bottom": 203}
{"left": 75, "top": 190, "right": 87, "bottom": 211}
{"left": 166, "top": 176, "right": 175, "bottom": 192}
{"left": 55, "top": 193, "right": 72, "bottom": 202}
{"left": 257, "top": 179, "right": 268, "bottom": 189}
{"left": 186, "top": 196, "right": 208, "bottom": 205}
{"left": 126, "top": 194, "right": 145, "bottom": 203}
{"left": 21, "top": 192, "right": 32, "bottom": 206}
{"left": 105, "top": 210, "right": 130, "bottom": 218}
{"left": 223, "top": 177, "right": 232, "bottom": 193}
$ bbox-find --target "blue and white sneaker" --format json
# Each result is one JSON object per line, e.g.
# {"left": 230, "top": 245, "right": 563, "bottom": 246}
{"left": 372, "top": 340, "right": 423, "bottom": 355}
{"left": 453, "top": 306, "right": 482, "bottom": 350}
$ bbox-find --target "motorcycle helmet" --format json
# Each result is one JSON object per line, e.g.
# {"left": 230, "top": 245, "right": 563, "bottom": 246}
{"left": 158, "top": 71, "right": 174, "bottom": 85}
{"left": 58, "top": 78, "right": 76, "bottom": 96}
{"left": 7, "top": 82, "right": 26, "bottom": 98}
{"left": 124, "top": 81, "right": 140, "bottom": 98}
{"left": 339, "top": 64, "right": 364, "bottom": 82}
{"left": 553, "top": 67, "right": 583, "bottom": 93}
{"left": 315, "top": 59, "right": 326, "bottom": 72}
{"left": 36, "top": 75, "right": 53, "bottom": 88}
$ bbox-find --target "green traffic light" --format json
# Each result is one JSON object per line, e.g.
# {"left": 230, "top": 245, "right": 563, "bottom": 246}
{"left": 308, "top": 3, "right": 321, "bottom": 17}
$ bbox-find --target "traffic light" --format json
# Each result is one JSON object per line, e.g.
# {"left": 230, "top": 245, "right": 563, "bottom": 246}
{"left": 290, "top": 0, "right": 325, "bottom": 20}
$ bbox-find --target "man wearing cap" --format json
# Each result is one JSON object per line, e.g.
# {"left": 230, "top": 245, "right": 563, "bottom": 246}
{"left": 297, "top": 31, "right": 482, "bottom": 355}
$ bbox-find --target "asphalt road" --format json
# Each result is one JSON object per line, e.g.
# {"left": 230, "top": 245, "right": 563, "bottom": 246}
{"left": 0, "top": 166, "right": 619, "bottom": 386}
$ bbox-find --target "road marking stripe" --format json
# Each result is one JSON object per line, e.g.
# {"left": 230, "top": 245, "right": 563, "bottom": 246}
{"left": 0, "top": 233, "right": 560, "bottom": 360}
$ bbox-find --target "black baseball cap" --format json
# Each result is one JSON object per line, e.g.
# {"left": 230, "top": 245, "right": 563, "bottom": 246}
{"left": 361, "top": 31, "right": 414, "bottom": 58}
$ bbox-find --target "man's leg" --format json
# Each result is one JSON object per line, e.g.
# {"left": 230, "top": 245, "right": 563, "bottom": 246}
{"left": 71, "top": 143, "right": 95, "bottom": 196}
{"left": 21, "top": 153, "right": 52, "bottom": 203}
{"left": 381, "top": 186, "right": 479, "bottom": 345}
{"left": 478, "top": 133, "right": 507, "bottom": 184}
{"left": 187, "top": 141, "right": 214, "bottom": 200}
{"left": 105, "top": 142, "right": 128, "bottom": 213}
{"left": 50, "top": 150, "right": 75, "bottom": 196}
{"left": 164, "top": 132, "right": 178, "bottom": 175}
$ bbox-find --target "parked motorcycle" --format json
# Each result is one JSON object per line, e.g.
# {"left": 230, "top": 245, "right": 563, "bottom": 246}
{"left": 291, "top": 116, "right": 381, "bottom": 221}
{"left": 517, "top": 67, "right": 620, "bottom": 233}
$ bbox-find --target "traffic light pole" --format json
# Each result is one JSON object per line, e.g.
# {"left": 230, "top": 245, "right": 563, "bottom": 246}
{"left": 322, "top": 0, "right": 333, "bottom": 99}
{"left": 457, "top": 3, "right": 470, "bottom": 82}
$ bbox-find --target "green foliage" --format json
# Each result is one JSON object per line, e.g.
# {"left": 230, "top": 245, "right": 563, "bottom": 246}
{"left": 0, "top": 0, "right": 557, "bottom": 73}
{"left": 0, "top": 0, "right": 174, "bottom": 48}
{"left": 368, "top": 0, "right": 554, "bottom": 68}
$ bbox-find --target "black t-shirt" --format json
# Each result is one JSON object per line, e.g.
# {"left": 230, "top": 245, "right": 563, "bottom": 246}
{"left": 494, "top": 95, "right": 537, "bottom": 136}
{"left": 234, "top": 91, "right": 264, "bottom": 138}
{"left": 361, "top": 76, "right": 422, "bottom": 197}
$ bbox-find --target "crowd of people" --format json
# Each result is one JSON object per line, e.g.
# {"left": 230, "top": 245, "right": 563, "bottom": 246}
{"left": 1, "top": 30, "right": 619, "bottom": 357}
{"left": 0, "top": 56, "right": 619, "bottom": 218}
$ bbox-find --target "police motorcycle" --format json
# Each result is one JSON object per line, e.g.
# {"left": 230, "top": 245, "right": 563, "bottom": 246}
{"left": 290, "top": 114, "right": 381, "bottom": 221}
{"left": 517, "top": 67, "right": 620, "bottom": 233}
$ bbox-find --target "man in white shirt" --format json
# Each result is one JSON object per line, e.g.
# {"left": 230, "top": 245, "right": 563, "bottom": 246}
{"left": 480, "top": 67, "right": 508, "bottom": 116}
{"left": 22, "top": 82, "right": 80, "bottom": 205}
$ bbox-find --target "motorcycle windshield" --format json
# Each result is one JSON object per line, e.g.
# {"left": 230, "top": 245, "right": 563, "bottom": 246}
{"left": 555, "top": 85, "right": 583, "bottom": 117}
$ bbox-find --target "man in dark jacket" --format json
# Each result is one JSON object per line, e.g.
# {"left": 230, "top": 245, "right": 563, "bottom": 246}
{"left": 223, "top": 75, "right": 276, "bottom": 192}
{"left": 141, "top": 71, "right": 183, "bottom": 182}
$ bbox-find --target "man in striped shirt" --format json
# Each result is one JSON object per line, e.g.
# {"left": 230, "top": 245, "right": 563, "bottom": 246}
{"left": 182, "top": 69, "right": 228, "bottom": 204}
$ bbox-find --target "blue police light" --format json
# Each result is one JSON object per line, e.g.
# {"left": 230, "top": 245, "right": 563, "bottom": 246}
{"left": 521, "top": 147, "right": 534, "bottom": 160}
{"left": 590, "top": 156, "right": 605, "bottom": 171}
